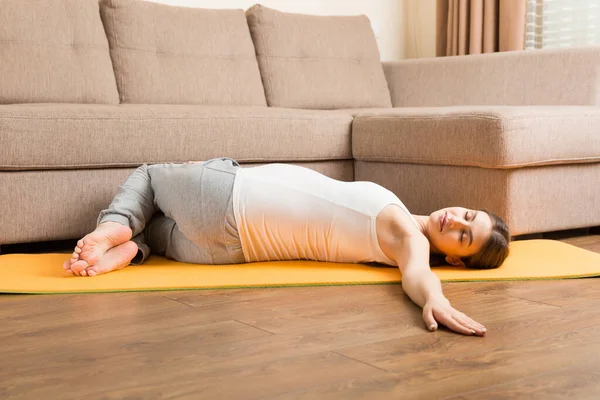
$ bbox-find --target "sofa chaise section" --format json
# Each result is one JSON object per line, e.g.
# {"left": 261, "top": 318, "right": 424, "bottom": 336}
{"left": 366, "top": 47, "right": 600, "bottom": 236}
{"left": 353, "top": 106, "right": 600, "bottom": 236}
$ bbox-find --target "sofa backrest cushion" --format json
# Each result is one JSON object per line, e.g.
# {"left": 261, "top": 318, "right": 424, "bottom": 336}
{"left": 99, "top": 0, "right": 267, "bottom": 106}
{"left": 245, "top": 5, "right": 392, "bottom": 109}
{"left": 0, "top": 0, "right": 119, "bottom": 104}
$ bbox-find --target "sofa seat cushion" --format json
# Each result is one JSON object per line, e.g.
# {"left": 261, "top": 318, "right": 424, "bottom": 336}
{"left": 352, "top": 106, "right": 600, "bottom": 168}
{"left": 245, "top": 5, "right": 391, "bottom": 109}
{"left": 0, "top": 104, "right": 353, "bottom": 170}
{"left": 99, "top": 0, "right": 266, "bottom": 106}
{"left": 0, "top": 0, "right": 119, "bottom": 104}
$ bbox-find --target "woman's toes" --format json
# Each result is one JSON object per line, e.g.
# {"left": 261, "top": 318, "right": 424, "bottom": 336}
{"left": 80, "top": 270, "right": 88, "bottom": 277}
{"left": 84, "top": 241, "right": 138, "bottom": 277}
{"left": 74, "top": 246, "right": 82, "bottom": 254}
{"left": 77, "top": 239, "right": 84, "bottom": 248}
{"left": 70, "top": 259, "right": 89, "bottom": 275}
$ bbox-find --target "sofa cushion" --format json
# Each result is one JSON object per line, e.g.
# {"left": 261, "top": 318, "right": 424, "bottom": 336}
{"left": 0, "top": 104, "right": 352, "bottom": 170}
{"left": 245, "top": 5, "right": 391, "bottom": 109}
{"left": 352, "top": 106, "right": 600, "bottom": 168}
{"left": 0, "top": 0, "right": 119, "bottom": 104}
{"left": 382, "top": 47, "right": 600, "bottom": 107}
{"left": 99, "top": 0, "right": 266, "bottom": 106}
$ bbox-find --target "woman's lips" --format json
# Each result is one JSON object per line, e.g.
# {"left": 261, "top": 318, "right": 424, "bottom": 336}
{"left": 440, "top": 212, "right": 446, "bottom": 232}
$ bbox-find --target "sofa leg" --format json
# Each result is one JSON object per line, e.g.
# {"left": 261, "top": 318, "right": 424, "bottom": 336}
{"left": 513, "top": 233, "right": 543, "bottom": 241}
{"left": 0, "top": 239, "right": 77, "bottom": 255}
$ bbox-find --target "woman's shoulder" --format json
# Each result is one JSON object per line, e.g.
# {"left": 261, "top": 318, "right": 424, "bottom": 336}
{"left": 378, "top": 204, "right": 422, "bottom": 235}
{"left": 376, "top": 206, "right": 430, "bottom": 264}
{"left": 376, "top": 204, "right": 428, "bottom": 255}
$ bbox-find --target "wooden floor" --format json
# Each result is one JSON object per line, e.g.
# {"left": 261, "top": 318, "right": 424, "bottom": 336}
{"left": 1, "top": 232, "right": 600, "bottom": 399}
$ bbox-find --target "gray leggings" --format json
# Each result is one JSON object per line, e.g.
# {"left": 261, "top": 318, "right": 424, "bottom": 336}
{"left": 98, "top": 158, "right": 245, "bottom": 265}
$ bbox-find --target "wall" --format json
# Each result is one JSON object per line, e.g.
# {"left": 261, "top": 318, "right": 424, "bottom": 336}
{"left": 146, "top": 0, "right": 436, "bottom": 60}
{"left": 404, "top": 0, "right": 436, "bottom": 59}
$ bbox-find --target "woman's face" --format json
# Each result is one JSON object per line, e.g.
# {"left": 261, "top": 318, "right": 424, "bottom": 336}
{"left": 427, "top": 207, "right": 493, "bottom": 264}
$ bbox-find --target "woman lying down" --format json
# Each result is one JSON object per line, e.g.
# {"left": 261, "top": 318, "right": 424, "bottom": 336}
{"left": 63, "top": 158, "right": 510, "bottom": 337}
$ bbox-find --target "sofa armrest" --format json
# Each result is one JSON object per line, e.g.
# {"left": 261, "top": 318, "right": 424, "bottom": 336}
{"left": 383, "top": 46, "right": 600, "bottom": 107}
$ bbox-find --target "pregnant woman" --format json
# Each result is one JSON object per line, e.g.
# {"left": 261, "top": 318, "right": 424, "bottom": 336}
{"left": 64, "top": 158, "right": 510, "bottom": 336}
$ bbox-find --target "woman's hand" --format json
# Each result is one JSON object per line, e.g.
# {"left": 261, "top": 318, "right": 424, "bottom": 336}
{"left": 423, "top": 296, "right": 487, "bottom": 336}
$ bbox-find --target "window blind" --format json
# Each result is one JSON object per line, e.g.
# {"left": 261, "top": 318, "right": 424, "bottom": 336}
{"left": 525, "top": 0, "right": 600, "bottom": 49}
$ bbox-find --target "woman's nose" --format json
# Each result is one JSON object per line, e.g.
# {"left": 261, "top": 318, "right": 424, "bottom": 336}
{"left": 449, "top": 216, "right": 468, "bottom": 229}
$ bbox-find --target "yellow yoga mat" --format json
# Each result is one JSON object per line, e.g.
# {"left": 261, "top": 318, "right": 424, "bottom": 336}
{"left": 0, "top": 240, "right": 598, "bottom": 294}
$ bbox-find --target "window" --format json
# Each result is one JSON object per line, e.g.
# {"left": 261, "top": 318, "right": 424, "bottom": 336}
{"left": 525, "top": 0, "right": 600, "bottom": 49}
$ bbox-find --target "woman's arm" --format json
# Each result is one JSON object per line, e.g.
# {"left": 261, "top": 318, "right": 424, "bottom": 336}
{"left": 377, "top": 206, "right": 486, "bottom": 336}
{"left": 397, "top": 235, "right": 486, "bottom": 336}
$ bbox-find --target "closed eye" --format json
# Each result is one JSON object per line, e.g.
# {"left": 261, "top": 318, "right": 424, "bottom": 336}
{"left": 462, "top": 211, "right": 474, "bottom": 247}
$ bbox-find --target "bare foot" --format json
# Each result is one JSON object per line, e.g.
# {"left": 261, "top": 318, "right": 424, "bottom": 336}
{"left": 65, "top": 241, "right": 138, "bottom": 277}
{"left": 63, "top": 222, "right": 132, "bottom": 275}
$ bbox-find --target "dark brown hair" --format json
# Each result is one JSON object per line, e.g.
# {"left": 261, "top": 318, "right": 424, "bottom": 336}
{"left": 463, "top": 210, "right": 510, "bottom": 269}
{"left": 430, "top": 209, "right": 511, "bottom": 269}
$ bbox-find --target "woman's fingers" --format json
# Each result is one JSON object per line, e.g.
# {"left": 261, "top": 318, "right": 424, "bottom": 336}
{"left": 445, "top": 316, "right": 475, "bottom": 335}
{"left": 454, "top": 315, "right": 486, "bottom": 336}
{"left": 455, "top": 312, "right": 487, "bottom": 334}
{"left": 424, "top": 301, "right": 487, "bottom": 336}
{"left": 433, "top": 309, "right": 475, "bottom": 335}
{"left": 422, "top": 305, "right": 438, "bottom": 331}
{"left": 457, "top": 311, "right": 484, "bottom": 328}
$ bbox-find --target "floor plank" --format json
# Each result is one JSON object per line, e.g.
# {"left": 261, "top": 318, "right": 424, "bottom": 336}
{"left": 450, "top": 361, "right": 600, "bottom": 400}
{"left": 332, "top": 298, "right": 600, "bottom": 372}
{"left": 2, "top": 347, "right": 384, "bottom": 400}
{"left": 273, "top": 323, "right": 600, "bottom": 399}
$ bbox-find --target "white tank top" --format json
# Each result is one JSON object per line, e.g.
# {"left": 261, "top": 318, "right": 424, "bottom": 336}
{"left": 232, "top": 164, "right": 419, "bottom": 266}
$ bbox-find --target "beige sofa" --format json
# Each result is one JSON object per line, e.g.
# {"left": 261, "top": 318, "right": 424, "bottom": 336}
{"left": 1, "top": 0, "right": 599, "bottom": 251}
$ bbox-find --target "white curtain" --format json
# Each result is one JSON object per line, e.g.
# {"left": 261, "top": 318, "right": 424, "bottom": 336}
{"left": 525, "top": 0, "right": 600, "bottom": 49}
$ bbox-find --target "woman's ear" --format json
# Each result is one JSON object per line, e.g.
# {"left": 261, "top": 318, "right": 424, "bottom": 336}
{"left": 445, "top": 255, "right": 465, "bottom": 267}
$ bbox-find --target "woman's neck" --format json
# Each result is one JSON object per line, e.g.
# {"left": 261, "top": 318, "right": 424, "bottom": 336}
{"left": 412, "top": 214, "right": 442, "bottom": 255}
